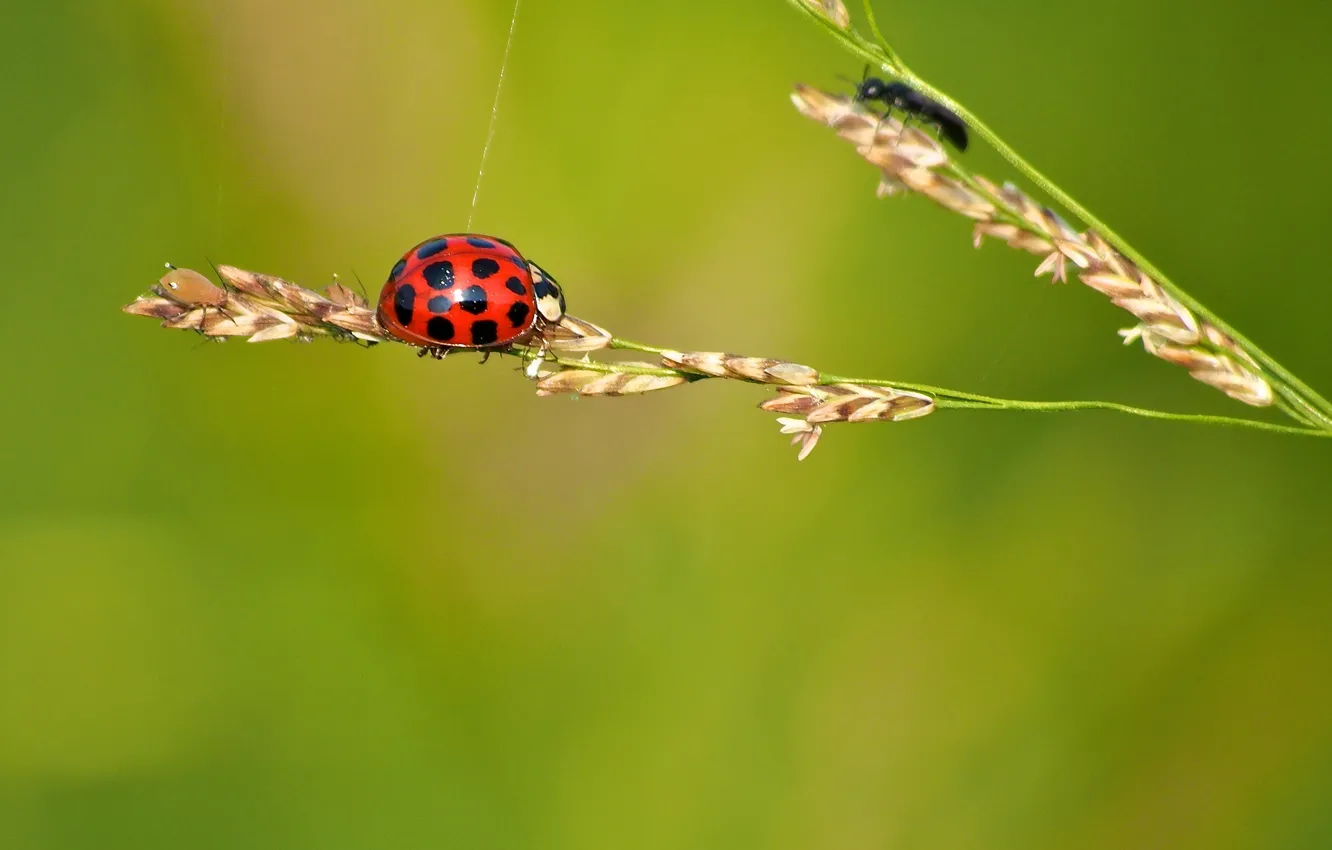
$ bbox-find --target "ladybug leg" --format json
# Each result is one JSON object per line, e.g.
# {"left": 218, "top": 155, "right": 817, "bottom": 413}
{"left": 478, "top": 350, "right": 492, "bottom": 365}
{"left": 523, "top": 340, "right": 551, "bottom": 380}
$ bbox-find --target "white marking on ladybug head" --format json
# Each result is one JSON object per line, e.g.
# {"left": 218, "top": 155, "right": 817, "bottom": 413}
{"left": 530, "top": 262, "right": 565, "bottom": 324}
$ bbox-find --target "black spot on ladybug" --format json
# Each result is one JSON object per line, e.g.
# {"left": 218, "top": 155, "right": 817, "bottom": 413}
{"left": 427, "top": 295, "right": 451, "bottom": 313}
{"left": 466, "top": 237, "right": 495, "bottom": 250}
{"left": 511, "top": 257, "right": 528, "bottom": 271}
{"left": 534, "top": 278, "right": 556, "bottom": 301}
{"left": 388, "top": 258, "right": 406, "bottom": 283}
{"left": 505, "top": 277, "right": 526, "bottom": 295}
{"left": 393, "top": 284, "right": 415, "bottom": 326}
{"left": 471, "top": 258, "right": 500, "bottom": 279}
{"left": 507, "top": 301, "right": 530, "bottom": 328}
{"left": 470, "top": 320, "right": 499, "bottom": 346}
{"left": 426, "top": 316, "right": 455, "bottom": 342}
{"left": 457, "top": 285, "right": 488, "bottom": 314}
{"left": 423, "top": 260, "right": 454, "bottom": 289}
{"left": 416, "top": 237, "right": 449, "bottom": 260}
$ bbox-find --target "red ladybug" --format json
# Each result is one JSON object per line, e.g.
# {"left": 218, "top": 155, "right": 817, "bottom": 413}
{"left": 376, "top": 234, "right": 565, "bottom": 357}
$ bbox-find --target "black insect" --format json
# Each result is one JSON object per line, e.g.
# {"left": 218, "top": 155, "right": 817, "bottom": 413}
{"left": 852, "top": 76, "right": 969, "bottom": 152}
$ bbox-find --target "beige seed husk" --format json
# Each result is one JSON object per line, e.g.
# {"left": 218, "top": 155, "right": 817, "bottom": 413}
{"left": 545, "top": 315, "right": 614, "bottom": 352}
{"left": 660, "top": 350, "right": 730, "bottom": 377}
{"left": 758, "top": 391, "right": 823, "bottom": 415}
{"left": 535, "top": 369, "right": 686, "bottom": 397}
{"left": 799, "top": 0, "right": 850, "bottom": 28}
{"left": 247, "top": 320, "right": 302, "bottom": 343}
{"left": 659, "top": 350, "right": 820, "bottom": 385}
{"left": 763, "top": 361, "right": 821, "bottom": 385}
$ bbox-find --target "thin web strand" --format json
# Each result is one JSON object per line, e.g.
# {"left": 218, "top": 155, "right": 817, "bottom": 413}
{"left": 467, "top": 0, "right": 522, "bottom": 231}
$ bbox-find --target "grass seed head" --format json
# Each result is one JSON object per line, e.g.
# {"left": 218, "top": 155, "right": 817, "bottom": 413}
{"left": 126, "top": 264, "right": 386, "bottom": 344}
{"left": 761, "top": 384, "right": 935, "bottom": 459}
{"left": 792, "top": 84, "right": 1277, "bottom": 408}
{"left": 659, "top": 351, "right": 820, "bottom": 385}
{"left": 804, "top": 384, "right": 935, "bottom": 424}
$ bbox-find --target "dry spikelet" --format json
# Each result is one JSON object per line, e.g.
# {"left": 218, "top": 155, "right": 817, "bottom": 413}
{"left": 659, "top": 350, "right": 820, "bottom": 385}
{"left": 535, "top": 366, "right": 688, "bottom": 397}
{"left": 544, "top": 315, "right": 614, "bottom": 352}
{"left": 124, "top": 264, "right": 387, "bottom": 345}
{"left": 772, "top": 384, "right": 936, "bottom": 424}
{"left": 791, "top": 85, "right": 1275, "bottom": 407}
{"left": 799, "top": 0, "right": 850, "bottom": 28}
{"left": 759, "top": 384, "right": 935, "bottom": 459}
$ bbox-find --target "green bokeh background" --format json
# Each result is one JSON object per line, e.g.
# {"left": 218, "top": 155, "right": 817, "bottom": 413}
{"left": 3, "top": 1, "right": 1331, "bottom": 847}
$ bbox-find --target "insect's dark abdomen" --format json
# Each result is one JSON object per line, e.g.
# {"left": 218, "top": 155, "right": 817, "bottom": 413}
{"left": 927, "top": 104, "right": 969, "bottom": 151}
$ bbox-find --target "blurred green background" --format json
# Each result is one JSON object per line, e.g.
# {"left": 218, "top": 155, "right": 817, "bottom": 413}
{"left": 3, "top": 0, "right": 1332, "bottom": 847}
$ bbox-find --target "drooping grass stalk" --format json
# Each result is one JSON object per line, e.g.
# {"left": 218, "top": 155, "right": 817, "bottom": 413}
{"left": 601, "top": 337, "right": 1327, "bottom": 438}
{"left": 122, "top": 262, "right": 1332, "bottom": 461}
{"left": 787, "top": 0, "right": 1332, "bottom": 430}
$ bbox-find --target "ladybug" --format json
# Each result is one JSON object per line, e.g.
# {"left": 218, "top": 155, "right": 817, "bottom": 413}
{"left": 376, "top": 233, "right": 565, "bottom": 359}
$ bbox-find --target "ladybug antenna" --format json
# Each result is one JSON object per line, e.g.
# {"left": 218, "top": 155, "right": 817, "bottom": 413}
{"left": 164, "top": 261, "right": 178, "bottom": 270}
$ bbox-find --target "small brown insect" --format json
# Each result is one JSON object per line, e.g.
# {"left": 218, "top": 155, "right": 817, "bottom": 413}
{"left": 324, "top": 272, "right": 371, "bottom": 309}
{"left": 152, "top": 263, "right": 232, "bottom": 331}
{"left": 155, "top": 264, "right": 227, "bottom": 306}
